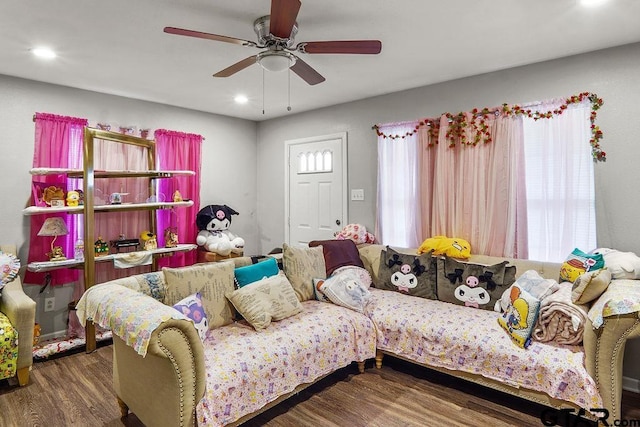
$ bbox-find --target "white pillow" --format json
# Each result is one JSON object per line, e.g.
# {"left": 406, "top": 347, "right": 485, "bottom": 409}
{"left": 319, "top": 269, "right": 371, "bottom": 312}
{"left": 591, "top": 248, "right": 640, "bottom": 279}
{"left": 495, "top": 270, "right": 559, "bottom": 312}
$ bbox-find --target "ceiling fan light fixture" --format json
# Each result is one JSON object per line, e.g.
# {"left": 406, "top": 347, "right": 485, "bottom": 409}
{"left": 257, "top": 51, "right": 296, "bottom": 72}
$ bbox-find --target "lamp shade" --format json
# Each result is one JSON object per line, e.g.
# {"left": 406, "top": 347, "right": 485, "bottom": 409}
{"left": 38, "top": 217, "right": 69, "bottom": 237}
{"left": 257, "top": 51, "right": 295, "bottom": 72}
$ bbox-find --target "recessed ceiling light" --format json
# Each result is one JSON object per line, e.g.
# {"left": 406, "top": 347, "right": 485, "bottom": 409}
{"left": 234, "top": 95, "right": 249, "bottom": 104}
{"left": 31, "top": 47, "right": 56, "bottom": 59}
{"left": 580, "top": 0, "right": 609, "bottom": 7}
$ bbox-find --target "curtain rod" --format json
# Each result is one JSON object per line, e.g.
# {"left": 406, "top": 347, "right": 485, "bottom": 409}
{"left": 32, "top": 114, "right": 205, "bottom": 140}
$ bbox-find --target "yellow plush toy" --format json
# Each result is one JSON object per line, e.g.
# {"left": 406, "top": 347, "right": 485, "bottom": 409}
{"left": 417, "top": 235, "right": 471, "bottom": 259}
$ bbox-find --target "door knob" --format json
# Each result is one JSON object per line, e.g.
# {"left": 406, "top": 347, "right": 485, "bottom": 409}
{"left": 336, "top": 219, "right": 341, "bottom": 226}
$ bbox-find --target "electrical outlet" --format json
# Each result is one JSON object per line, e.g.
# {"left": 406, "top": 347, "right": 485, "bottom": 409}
{"left": 44, "top": 297, "right": 55, "bottom": 312}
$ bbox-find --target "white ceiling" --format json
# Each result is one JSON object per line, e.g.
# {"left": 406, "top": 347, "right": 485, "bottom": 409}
{"left": 1, "top": 0, "right": 640, "bottom": 121}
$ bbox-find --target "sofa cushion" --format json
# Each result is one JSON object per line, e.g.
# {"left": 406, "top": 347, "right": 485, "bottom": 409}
{"left": 282, "top": 243, "right": 326, "bottom": 301}
{"left": 497, "top": 285, "right": 541, "bottom": 348}
{"left": 226, "top": 272, "right": 303, "bottom": 330}
{"left": 436, "top": 256, "right": 515, "bottom": 311}
{"left": 308, "top": 239, "right": 364, "bottom": 276}
{"left": 317, "top": 268, "right": 371, "bottom": 313}
{"left": 571, "top": 268, "right": 612, "bottom": 304}
{"left": 496, "top": 269, "right": 559, "bottom": 312}
{"left": 377, "top": 246, "right": 437, "bottom": 299}
{"left": 172, "top": 292, "right": 208, "bottom": 341}
{"left": 163, "top": 261, "right": 236, "bottom": 329}
{"left": 234, "top": 257, "right": 279, "bottom": 288}
{"left": 559, "top": 248, "right": 604, "bottom": 283}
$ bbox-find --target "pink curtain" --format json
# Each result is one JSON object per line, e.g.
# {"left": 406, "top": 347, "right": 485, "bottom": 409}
{"left": 154, "top": 129, "right": 202, "bottom": 267}
{"left": 377, "top": 113, "right": 528, "bottom": 258}
{"left": 25, "top": 113, "right": 88, "bottom": 286}
{"left": 429, "top": 113, "right": 528, "bottom": 257}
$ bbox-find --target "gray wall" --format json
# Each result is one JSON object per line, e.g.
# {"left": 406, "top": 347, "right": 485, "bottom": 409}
{"left": 256, "top": 42, "right": 640, "bottom": 382}
{"left": 0, "top": 74, "right": 257, "bottom": 338}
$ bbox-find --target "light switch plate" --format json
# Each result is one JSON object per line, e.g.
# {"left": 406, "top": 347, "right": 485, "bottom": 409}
{"left": 351, "top": 189, "right": 365, "bottom": 201}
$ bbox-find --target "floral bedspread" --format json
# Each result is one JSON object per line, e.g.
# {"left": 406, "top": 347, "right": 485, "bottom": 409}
{"left": 196, "top": 300, "right": 376, "bottom": 426}
{"left": 365, "top": 289, "right": 602, "bottom": 410}
{"left": 75, "top": 283, "right": 187, "bottom": 356}
{"left": 588, "top": 279, "right": 640, "bottom": 328}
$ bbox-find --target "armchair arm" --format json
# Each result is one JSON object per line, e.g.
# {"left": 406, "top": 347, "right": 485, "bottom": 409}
{"left": 0, "top": 276, "right": 36, "bottom": 372}
{"left": 112, "top": 310, "right": 205, "bottom": 427}
{"left": 583, "top": 313, "right": 640, "bottom": 421}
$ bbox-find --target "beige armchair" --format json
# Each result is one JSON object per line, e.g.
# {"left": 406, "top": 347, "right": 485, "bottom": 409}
{"left": 0, "top": 244, "right": 36, "bottom": 386}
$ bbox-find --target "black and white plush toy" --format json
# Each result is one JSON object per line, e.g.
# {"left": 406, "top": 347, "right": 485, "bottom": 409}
{"left": 196, "top": 204, "right": 245, "bottom": 256}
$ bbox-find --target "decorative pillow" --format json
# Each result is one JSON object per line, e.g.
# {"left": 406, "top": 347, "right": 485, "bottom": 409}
{"left": 571, "top": 268, "right": 612, "bottom": 305}
{"left": 591, "top": 248, "right": 640, "bottom": 279}
{"left": 0, "top": 251, "right": 20, "bottom": 293}
{"left": 377, "top": 247, "right": 437, "bottom": 299}
{"left": 436, "top": 256, "right": 516, "bottom": 311}
{"left": 417, "top": 236, "right": 471, "bottom": 259}
{"left": 559, "top": 248, "right": 604, "bottom": 283}
{"left": 226, "top": 272, "right": 303, "bottom": 330}
{"left": 497, "top": 285, "right": 541, "bottom": 349}
{"left": 282, "top": 243, "right": 326, "bottom": 301}
{"left": 172, "top": 292, "right": 209, "bottom": 341}
{"left": 496, "top": 270, "right": 560, "bottom": 312}
{"left": 234, "top": 257, "right": 279, "bottom": 287}
{"left": 332, "top": 265, "right": 372, "bottom": 288}
{"left": 308, "top": 239, "right": 364, "bottom": 276}
{"left": 318, "top": 269, "right": 371, "bottom": 312}
{"left": 312, "top": 278, "right": 331, "bottom": 302}
{"left": 163, "top": 261, "right": 235, "bottom": 330}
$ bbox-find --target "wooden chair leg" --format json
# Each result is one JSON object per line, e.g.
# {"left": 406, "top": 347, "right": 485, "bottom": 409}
{"left": 375, "top": 349, "right": 384, "bottom": 369}
{"left": 117, "top": 396, "right": 129, "bottom": 418}
{"left": 357, "top": 361, "right": 365, "bottom": 373}
{"left": 16, "top": 367, "right": 29, "bottom": 386}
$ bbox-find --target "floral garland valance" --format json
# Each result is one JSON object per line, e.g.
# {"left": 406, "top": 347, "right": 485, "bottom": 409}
{"left": 372, "top": 92, "right": 605, "bottom": 162}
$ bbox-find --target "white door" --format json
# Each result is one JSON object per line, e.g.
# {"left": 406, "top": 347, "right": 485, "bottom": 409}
{"left": 285, "top": 133, "right": 347, "bottom": 246}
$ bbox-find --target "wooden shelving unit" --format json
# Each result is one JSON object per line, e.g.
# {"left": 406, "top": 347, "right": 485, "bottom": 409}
{"left": 26, "top": 127, "right": 196, "bottom": 352}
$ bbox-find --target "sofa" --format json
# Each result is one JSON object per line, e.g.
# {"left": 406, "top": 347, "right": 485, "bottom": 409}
{"left": 358, "top": 244, "right": 640, "bottom": 423}
{"left": 0, "top": 244, "right": 36, "bottom": 386}
{"left": 77, "top": 242, "right": 640, "bottom": 426}
{"left": 76, "top": 250, "right": 376, "bottom": 427}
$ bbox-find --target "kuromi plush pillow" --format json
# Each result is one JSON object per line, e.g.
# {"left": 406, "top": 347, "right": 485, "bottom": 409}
{"left": 377, "top": 247, "right": 437, "bottom": 299}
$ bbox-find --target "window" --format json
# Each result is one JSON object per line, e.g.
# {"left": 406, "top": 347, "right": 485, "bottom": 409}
{"left": 297, "top": 150, "right": 333, "bottom": 174}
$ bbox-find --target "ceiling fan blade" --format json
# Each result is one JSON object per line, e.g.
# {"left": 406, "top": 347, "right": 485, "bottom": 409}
{"left": 290, "top": 56, "right": 325, "bottom": 85}
{"left": 164, "top": 27, "right": 255, "bottom": 47}
{"left": 301, "top": 40, "right": 382, "bottom": 54}
{"left": 269, "top": 0, "right": 301, "bottom": 39}
{"left": 213, "top": 56, "right": 258, "bottom": 77}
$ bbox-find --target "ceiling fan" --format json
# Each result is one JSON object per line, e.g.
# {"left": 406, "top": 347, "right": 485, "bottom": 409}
{"left": 164, "top": 0, "right": 382, "bottom": 86}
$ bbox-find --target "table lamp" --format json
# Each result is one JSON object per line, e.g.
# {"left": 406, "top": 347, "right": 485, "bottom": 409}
{"left": 38, "top": 217, "right": 69, "bottom": 261}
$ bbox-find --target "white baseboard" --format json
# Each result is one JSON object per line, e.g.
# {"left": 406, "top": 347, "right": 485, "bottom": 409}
{"left": 623, "top": 376, "right": 640, "bottom": 393}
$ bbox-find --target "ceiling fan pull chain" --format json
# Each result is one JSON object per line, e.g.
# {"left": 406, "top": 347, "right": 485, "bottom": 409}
{"left": 287, "top": 67, "right": 292, "bottom": 112}
{"left": 262, "top": 68, "right": 266, "bottom": 115}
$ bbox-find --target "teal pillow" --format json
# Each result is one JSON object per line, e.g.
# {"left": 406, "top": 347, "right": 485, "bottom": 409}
{"left": 234, "top": 257, "right": 279, "bottom": 287}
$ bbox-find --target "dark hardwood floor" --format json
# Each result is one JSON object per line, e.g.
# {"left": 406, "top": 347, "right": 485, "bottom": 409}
{"left": 0, "top": 344, "right": 638, "bottom": 426}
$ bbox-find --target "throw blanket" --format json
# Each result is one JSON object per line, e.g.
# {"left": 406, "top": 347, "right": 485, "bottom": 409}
{"left": 533, "top": 282, "right": 588, "bottom": 345}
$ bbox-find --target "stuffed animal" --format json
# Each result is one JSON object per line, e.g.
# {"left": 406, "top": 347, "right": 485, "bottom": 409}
{"left": 196, "top": 204, "right": 245, "bottom": 256}
{"left": 590, "top": 248, "right": 640, "bottom": 279}
{"left": 334, "top": 223, "right": 375, "bottom": 245}
{"left": 417, "top": 235, "right": 471, "bottom": 259}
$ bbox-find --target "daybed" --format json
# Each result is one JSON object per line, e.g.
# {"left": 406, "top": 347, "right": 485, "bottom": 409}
{"left": 77, "top": 242, "right": 640, "bottom": 426}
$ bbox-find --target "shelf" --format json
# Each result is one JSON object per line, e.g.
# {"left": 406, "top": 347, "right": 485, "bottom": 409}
{"left": 30, "top": 167, "right": 195, "bottom": 178}
{"left": 27, "top": 244, "right": 197, "bottom": 273}
{"left": 23, "top": 200, "right": 194, "bottom": 215}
